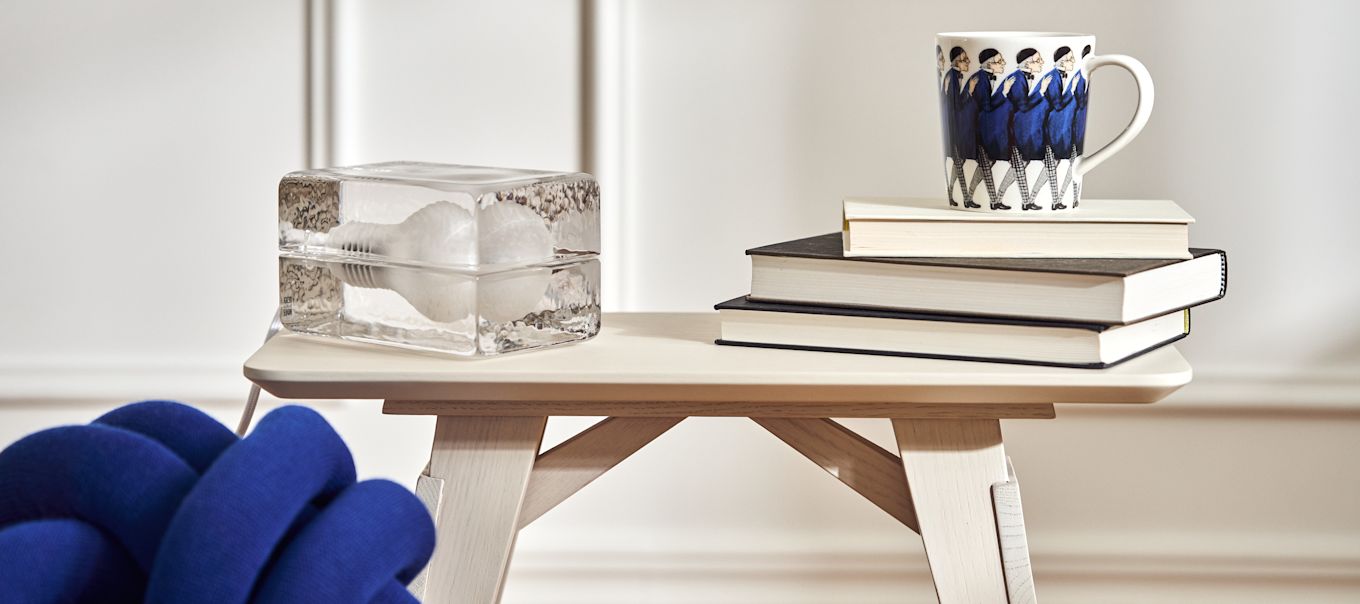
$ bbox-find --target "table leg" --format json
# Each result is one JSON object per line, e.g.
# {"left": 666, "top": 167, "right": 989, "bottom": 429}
{"left": 992, "top": 460, "right": 1038, "bottom": 604}
{"left": 416, "top": 415, "right": 547, "bottom": 604}
{"left": 893, "top": 418, "right": 1010, "bottom": 603}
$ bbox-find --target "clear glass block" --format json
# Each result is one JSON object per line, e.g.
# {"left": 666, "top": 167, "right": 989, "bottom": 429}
{"left": 277, "top": 162, "right": 601, "bottom": 356}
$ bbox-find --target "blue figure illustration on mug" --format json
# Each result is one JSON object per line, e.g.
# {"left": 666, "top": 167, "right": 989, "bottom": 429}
{"left": 937, "top": 44, "right": 953, "bottom": 198}
{"left": 936, "top": 33, "right": 1153, "bottom": 212}
{"left": 1037, "top": 46, "right": 1078, "bottom": 210}
{"left": 943, "top": 47, "right": 981, "bottom": 208}
{"left": 1000, "top": 48, "right": 1046, "bottom": 210}
{"left": 1073, "top": 45, "right": 1092, "bottom": 157}
{"left": 971, "top": 48, "right": 1012, "bottom": 210}
{"left": 937, "top": 40, "right": 1102, "bottom": 211}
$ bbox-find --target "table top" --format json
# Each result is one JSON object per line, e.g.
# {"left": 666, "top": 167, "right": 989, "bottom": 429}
{"left": 244, "top": 313, "right": 1191, "bottom": 410}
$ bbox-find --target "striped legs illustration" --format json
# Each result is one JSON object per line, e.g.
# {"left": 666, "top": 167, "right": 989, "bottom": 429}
{"left": 970, "top": 146, "right": 1009, "bottom": 210}
{"left": 1058, "top": 144, "right": 1080, "bottom": 208}
{"left": 954, "top": 153, "right": 980, "bottom": 208}
{"left": 944, "top": 166, "right": 957, "bottom": 207}
{"left": 1034, "top": 146, "right": 1067, "bottom": 210}
{"left": 947, "top": 157, "right": 964, "bottom": 206}
{"left": 1003, "top": 147, "right": 1038, "bottom": 210}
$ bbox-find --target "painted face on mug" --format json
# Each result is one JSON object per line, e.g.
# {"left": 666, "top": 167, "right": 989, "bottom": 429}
{"left": 936, "top": 46, "right": 946, "bottom": 73}
{"left": 952, "top": 51, "right": 970, "bottom": 72}
{"left": 1021, "top": 53, "right": 1044, "bottom": 74}
{"left": 1057, "top": 52, "right": 1076, "bottom": 74}
{"left": 984, "top": 54, "right": 1006, "bottom": 75}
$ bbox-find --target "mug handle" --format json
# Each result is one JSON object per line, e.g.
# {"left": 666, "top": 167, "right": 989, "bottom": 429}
{"left": 1078, "top": 54, "right": 1154, "bottom": 176}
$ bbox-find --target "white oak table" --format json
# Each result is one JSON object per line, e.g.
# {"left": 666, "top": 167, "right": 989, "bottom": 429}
{"left": 244, "top": 312, "right": 1191, "bottom": 604}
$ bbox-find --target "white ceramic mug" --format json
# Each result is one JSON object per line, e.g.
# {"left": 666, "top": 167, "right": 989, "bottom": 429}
{"left": 936, "top": 32, "right": 1153, "bottom": 212}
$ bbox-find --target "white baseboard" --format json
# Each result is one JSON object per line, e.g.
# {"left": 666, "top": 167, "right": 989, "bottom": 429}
{"left": 499, "top": 531, "right": 1360, "bottom": 603}
{"left": 0, "top": 358, "right": 246, "bottom": 405}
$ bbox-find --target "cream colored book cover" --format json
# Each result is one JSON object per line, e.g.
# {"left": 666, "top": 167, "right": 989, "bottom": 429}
{"left": 842, "top": 198, "right": 1194, "bottom": 259}
{"left": 843, "top": 198, "right": 1194, "bottom": 223}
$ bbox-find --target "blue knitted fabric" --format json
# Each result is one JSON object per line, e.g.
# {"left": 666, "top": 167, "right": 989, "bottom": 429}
{"left": 0, "top": 401, "right": 435, "bottom": 603}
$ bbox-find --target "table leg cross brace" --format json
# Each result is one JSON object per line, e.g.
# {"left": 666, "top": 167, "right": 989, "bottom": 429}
{"left": 756, "top": 417, "right": 1037, "bottom": 604}
{"left": 753, "top": 418, "right": 919, "bottom": 531}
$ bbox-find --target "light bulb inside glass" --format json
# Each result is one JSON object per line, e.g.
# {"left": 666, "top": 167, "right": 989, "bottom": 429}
{"left": 318, "top": 201, "right": 554, "bottom": 323}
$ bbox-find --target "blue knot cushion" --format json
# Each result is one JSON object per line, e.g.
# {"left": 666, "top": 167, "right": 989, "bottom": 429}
{"left": 0, "top": 401, "right": 435, "bottom": 603}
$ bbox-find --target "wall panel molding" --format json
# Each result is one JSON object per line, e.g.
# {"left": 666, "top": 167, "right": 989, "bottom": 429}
{"left": 584, "top": 0, "right": 632, "bottom": 311}
{"left": 305, "top": 0, "right": 334, "bottom": 168}
{"left": 499, "top": 542, "right": 1360, "bottom": 603}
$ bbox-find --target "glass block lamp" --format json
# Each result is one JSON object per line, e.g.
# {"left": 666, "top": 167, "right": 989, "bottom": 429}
{"left": 278, "top": 162, "right": 601, "bottom": 356}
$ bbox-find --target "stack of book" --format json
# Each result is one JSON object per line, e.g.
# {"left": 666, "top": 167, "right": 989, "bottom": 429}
{"left": 715, "top": 198, "right": 1227, "bottom": 368}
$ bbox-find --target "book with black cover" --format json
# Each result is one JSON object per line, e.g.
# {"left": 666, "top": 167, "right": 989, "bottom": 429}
{"left": 746, "top": 233, "right": 1227, "bottom": 324}
{"left": 714, "top": 296, "right": 1190, "bottom": 369}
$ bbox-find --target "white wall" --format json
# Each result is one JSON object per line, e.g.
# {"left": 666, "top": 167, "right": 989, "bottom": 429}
{"left": 0, "top": 0, "right": 299, "bottom": 372}
{"left": 2, "top": 1, "right": 1358, "bottom": 602}
{"left": 613, "top": 0, "right": 1360, "bottom": 378}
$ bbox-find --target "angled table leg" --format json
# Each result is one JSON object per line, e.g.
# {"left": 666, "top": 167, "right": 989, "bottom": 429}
{"left": 894, "top": 418, "right": 1011, "bottom": 603}
{"left": 415, "top": 415, "right": 547, "bottom": 604}
{"left": 404, "top": 414, "right": 680, "bottom": 603}
{"left": 992, "top": 459, "right": 1038, "bottom": 604}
